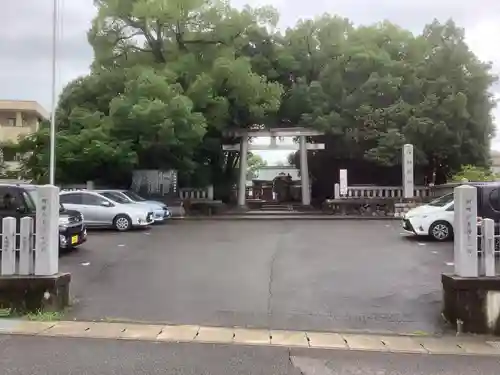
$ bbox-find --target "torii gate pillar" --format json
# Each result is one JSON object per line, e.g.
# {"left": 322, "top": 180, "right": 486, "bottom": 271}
{"left": 299, "top": 135, "right": 310, "bottom": 206}
{"left": 237, "top": 136, "right": 249, "bottom": 207}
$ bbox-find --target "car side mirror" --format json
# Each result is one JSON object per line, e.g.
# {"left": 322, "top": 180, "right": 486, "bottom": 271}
{"left": 100, "top": 201, "right": 113, "bottom": 207}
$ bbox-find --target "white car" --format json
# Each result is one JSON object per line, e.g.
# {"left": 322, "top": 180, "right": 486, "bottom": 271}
{"left": 402, "top": 193, "right": 455, "bottom": 241}
{"left": 96, "top": 189, "right": 171, "bottom": 223}
{"left": 60, "top": 190, "right": 154, "bottom": 231}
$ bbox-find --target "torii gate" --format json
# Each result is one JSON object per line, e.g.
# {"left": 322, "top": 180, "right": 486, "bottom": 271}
{"left": 223, "top": 127, "right": 325, "bottom": 207}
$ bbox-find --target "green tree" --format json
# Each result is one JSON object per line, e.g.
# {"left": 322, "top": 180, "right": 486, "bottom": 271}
{"left": 247, "top": 153, "right": 267, "bottom": 179}
{"left": 17, "top": 4, "right": 497, "bottom": 196}
{"left": 450, "top": 164, "right": 497, "bottom": 182}
{"left": 283, "top": 18, "right": 496, "bottom": 186}
{"left": 20, "top": 0, "right": 283, "bottom": 193}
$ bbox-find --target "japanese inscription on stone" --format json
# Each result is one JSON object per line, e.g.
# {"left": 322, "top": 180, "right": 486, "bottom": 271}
{"left": 39, "top": 197, "right": 49, "bottom": 252}
{"left": 402, "top": 144, "right": 414, "bottom": 198}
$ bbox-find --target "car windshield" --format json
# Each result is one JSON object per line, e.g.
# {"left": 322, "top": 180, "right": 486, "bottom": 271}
{"left": 428, "top": 193, "right": 454, "bottom": 207}
{"left": 123, "top": 190, "right": 146, "bottom": 202}
{"left": 100, "top": 191, "right": 131, "bottom": 204}
{"left": 27, "top": 188, "right": 64, "bottom": 211}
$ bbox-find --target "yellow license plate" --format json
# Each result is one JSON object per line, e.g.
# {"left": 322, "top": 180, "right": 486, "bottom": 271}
{"left": 71, "top": 235, "right": 78, "bottom": 245}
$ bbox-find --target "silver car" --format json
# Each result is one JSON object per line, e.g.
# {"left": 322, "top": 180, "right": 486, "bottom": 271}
{"left": 95, "top": 189, "right": 170, "bottom": 223}
{"left": 59, "top": 190, "right": 154, "bottom": 231}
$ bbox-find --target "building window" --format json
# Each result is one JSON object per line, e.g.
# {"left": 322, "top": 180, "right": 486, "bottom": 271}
{"left": 1, "top": 147, "right": 17, "bottom": 162}
{"left": 6, "top": 118, "right": 15, "bottom": 127}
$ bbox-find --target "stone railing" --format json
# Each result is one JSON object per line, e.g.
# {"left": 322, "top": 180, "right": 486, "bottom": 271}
{"left": 179, "top": 185, "right": 214, "bottom": 200}
{"left": 335, "top": 185, "right": 430, "bottom": 199}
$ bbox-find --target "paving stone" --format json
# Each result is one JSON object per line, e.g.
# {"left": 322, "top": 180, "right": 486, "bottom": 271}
{"left": 306, "top": 332, "right": 347, "bottom": 349}
{"left": 233, "top": 328, "right": 270, "bottom": 345}
{"left": 457, "top": 341, "right": 500, "bottom": 355}
{"left": 43, "top": 321, "right": 93, "bottom": 337}
{"left": 416, "top": 337, "right": 466, "bottom": 355}
{"left": 486, "top": 341, "right": 500, "bottom": 350}
{"left": 119, "top": 324, "right": 163, "bottom": 340}
{"left": 7, "top": 321, "right": 56, "bottom": 335}
{"left": 342, "top": 334, "right": 387, "bottom": 351}
{"left": 195, "top": 326, "right": 234, "bottom": 344}
{"left": 156, "top": 325, "right": 199, "bottom": 342}
{"left": 79, "top": 322, "right": 128, "bottom": 339}
{"left": 271, "top": 330, "right": 309, "bottom": 347}
{"left": 380, "top": 335, "right": 427, "bottom": 353}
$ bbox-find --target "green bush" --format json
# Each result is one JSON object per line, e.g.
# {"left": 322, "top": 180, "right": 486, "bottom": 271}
{"left": 450, "top": 165, "right": 498, "bottom": 182}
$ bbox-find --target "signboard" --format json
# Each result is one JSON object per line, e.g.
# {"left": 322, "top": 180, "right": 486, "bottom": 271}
{"left": 402, "top": 144, "right": 414, "bottom": 198}
{"left": 339, "top": 169, "right": 348, "bottom": 196}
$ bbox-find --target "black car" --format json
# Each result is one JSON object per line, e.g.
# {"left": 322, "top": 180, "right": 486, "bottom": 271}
{"left": 0, "top": 183, "right": 87, "bottom": 251}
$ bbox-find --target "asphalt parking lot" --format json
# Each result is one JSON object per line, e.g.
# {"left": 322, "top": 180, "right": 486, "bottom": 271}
{"left": 60, "top": 220, "right": 455, "bottom": 334}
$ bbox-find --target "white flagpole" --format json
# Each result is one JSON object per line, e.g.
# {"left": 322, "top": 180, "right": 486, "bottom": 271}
{"left": 49, "top": 0, "right": 58, "bottom": 185}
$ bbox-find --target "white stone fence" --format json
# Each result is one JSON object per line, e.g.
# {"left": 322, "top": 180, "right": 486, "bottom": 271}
{"left": 179, "top": 185, "right": 214, "bottom": 200}
{"left": 0, "top": 185, "right": 59, "bottom": 276}
{"left": 454, "top": 185, "right": 499, "bottom": 277}
{"left": 334, "top": 185, "right": 430, "bottom": 199}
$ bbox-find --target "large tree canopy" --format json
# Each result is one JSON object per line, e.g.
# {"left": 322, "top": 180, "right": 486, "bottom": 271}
{"left": 14, "top": 0, "right": 497, "bottom": 199}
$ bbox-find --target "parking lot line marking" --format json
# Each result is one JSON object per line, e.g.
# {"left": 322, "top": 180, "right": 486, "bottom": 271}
{"left": 2, "top": 320, "right": 500, "bottom": 356}
{"left": 446, "top": 262, "right": 455, "bottom": 266}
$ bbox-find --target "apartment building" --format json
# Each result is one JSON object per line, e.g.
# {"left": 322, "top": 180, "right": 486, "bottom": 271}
{"left": 0, "top": 100, "right": 49, "bottom": 172}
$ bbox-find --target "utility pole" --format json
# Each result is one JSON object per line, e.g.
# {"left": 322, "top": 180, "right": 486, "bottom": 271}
{"left": 49, "top": 0, "right": 58, "bottom": 185}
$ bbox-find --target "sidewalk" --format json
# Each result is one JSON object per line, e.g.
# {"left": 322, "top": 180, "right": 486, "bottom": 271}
{"left": 1, "top": 319, "right": 499, "bottom": 356}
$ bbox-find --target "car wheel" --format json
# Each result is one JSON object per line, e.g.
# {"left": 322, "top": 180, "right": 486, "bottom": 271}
{"left": 429, "top": 221, "right": 453, "bottom": 241}
{"left": 113, "top": 214, "right": 132, "bottom": 232}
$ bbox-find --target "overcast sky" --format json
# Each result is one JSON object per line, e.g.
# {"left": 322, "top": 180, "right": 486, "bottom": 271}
{"left": 2, "top": 0, "right": 499, "bottom": 164}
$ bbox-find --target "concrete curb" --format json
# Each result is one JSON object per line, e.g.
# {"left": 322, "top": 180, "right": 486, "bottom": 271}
{"left": 171, "top": 216, "right": 401, "bottom": 221}
{"left": 1, "top": 319, "right": 499, "bottom": 356}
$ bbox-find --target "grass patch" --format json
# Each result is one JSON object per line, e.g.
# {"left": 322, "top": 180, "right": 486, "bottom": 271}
{"left": 25, "top": 310, "right": 63, "bottom": 322}
{"left": 411, "top": 330, "right": 430, "bottom": 336}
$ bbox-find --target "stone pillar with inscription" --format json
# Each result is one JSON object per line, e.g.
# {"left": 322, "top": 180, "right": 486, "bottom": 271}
{"left": 453, "top": 185, "right": 478, "bottom": 277}
{"left": 402, "top": 144, "right": 414, "bottom": 199}
{"left": 339, "top": 169, "right": 348, "bottom": 197}
{"left": 35, "top": 185, "right": 60, "bottom": 275}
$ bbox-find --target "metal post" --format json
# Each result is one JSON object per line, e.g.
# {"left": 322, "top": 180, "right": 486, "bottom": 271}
{"left": 237, "top": 137, "right": 248, "bottom": 207}
{"left": 49, "top": 0, "right": 58, "bottom": 185}
{"left": 299, "top": 135, "right": 310, "bottom": 205}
